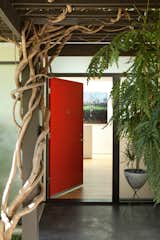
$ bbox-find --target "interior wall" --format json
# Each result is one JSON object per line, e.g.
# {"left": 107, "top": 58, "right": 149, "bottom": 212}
{"left": 92, "top": 124, "right": 112, "bottom": 155}
{"left": 91, "top": 78, "right": 113, "bottom": 155}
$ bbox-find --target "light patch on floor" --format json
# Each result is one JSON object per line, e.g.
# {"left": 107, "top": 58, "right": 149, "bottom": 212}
{"left": 58, "top": 154, "right": 112, "bottom": 200}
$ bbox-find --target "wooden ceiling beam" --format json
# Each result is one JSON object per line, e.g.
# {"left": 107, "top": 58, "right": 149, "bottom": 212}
{"left": 0, "top": 0, "right": 21, "bottom": 39}
{"left": 49, "top": 44, "right": 106, "bottom": 56}
{"left": 13, "top": 0, "right": 160, "bottom": 8}
{"left": 27, "top": 16, "right": 130, "bottom": 26}
{"left": 18, "top": 12, "right": 139, "bottom": 19}
{"left": 49, "top": 43, "right": 134, "bottom": 56}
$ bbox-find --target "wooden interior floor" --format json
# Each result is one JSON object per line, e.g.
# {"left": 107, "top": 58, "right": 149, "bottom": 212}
{"left": 58, "top": 154, "right": 112, "bottom": 200}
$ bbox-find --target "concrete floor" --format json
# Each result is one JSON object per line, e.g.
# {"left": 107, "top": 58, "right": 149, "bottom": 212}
{"left": 40, "top": 203, "right": 160, "bottom": 240}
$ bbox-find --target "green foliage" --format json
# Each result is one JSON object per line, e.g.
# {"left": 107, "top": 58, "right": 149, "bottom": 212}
{"left": 12, "top": 236, "right": 21, "bottom": 240}
{"left": 12, "top": 226, "right": 22, "bottom": 240}
{"left": 87, "top": 9, "right": 160, "bottom": 203}
{"left": 124, "top": 140, "right": 140, "bottom": 170}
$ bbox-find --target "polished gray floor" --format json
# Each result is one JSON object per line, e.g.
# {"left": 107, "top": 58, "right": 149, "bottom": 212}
{"left": 40, "top": 203, "right": 160, "bottom": 240}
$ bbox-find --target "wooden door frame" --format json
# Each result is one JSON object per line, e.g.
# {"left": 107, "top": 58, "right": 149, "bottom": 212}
{"left": 45, "top": 73, "right": 121, "bottom": 204}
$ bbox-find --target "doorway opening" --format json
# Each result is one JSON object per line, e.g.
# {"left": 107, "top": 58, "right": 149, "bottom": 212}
{"left": 48, "top": 76, "right": 113, "bottom": 202}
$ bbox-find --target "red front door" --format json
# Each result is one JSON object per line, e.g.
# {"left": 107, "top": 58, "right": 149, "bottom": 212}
{"left": 49, "top": 78, "right": 83, "bottom": 197}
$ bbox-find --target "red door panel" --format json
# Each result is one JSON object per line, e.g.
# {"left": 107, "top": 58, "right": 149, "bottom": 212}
{"left": 49, "top": 77, "right": 83, "bottom": 197}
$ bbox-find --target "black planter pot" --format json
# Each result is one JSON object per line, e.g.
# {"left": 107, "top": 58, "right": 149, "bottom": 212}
{"left": 124, "top": 168, "right": 147, "bottom": 191}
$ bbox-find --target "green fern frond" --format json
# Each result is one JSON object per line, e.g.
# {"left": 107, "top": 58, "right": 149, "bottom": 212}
{"left": 87, "top": 9, "right": 160, "bottom": 203}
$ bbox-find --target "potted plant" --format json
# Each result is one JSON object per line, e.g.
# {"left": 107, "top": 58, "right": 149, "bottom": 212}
{"left": 123, "top": 140, "right": 147, "bottom": 197}
{"left": 87, "top": 6, "right": 160, "bottom": 203}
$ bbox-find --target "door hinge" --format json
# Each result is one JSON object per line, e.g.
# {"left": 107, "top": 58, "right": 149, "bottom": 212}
{"left": 48, "top": 88, "right": 51, "bottom": 94}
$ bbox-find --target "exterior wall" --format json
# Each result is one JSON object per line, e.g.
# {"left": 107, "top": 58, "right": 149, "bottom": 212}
{"left": 0, "top": 64, "right": 21, "bottom": 204}
{"left": 0, "top": 43, "right": 19, "bottom": 61}
{"left": 0, "top": 43, "right": 40, "bottom": 239}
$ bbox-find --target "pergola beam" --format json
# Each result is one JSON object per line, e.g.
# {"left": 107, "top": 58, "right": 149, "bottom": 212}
{"left": 11, "top": 0, "right": 160, "bottom": 43}
{"left": 13, "top": 0, "right": 160, "bottom": 8}
{"left": 49, "top": 43, "right": 134, "bottom": 56}
{"left": 0, "top": 0, "right": 21, "bottom": 39}
{"left": 31, "top": 17, "right": 130, "bottom": 26}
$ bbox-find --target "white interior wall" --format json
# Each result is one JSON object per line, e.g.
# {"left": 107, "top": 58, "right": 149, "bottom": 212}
{"left": 89, "top": 78, "right": 113, "bottom": 155}
{"left": 92, "top": 124, "right": 113, "bottom": 155}
{"left": 83, "top": 125, "right": 92, "bottom": 158}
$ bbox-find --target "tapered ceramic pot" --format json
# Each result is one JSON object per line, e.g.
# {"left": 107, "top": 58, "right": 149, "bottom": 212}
{"left": 124, "top": 169, "right": 147, "bottom": 190}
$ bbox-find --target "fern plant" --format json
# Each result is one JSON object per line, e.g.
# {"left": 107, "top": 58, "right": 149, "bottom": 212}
{"left": 124, "top": 140, "right": 141, "bottom": 170}
{"left": 87, "top": 9, "right": 160, "bottom": 203}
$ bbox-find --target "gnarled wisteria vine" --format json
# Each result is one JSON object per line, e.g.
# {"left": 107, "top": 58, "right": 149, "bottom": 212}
{"left": 0, "top": 4, "right": 124, "bottom": 239}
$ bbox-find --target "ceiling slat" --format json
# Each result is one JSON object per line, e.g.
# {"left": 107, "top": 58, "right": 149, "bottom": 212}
{"left": 0, "top": 0, "right": 158, "bottom": 47}
{"left": 0, "top": 0, "right": 21, "bottom": 38}
{"left": 12, "top": 0, "right": 160, "bottom": 8}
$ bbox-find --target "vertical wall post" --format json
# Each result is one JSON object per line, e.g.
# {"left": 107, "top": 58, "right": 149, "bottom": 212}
{"left": 112, "top": 75, "right": 120, "bottom": 204}
{"left": 21, "top": 66, "right": 40, "bottom": 240}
